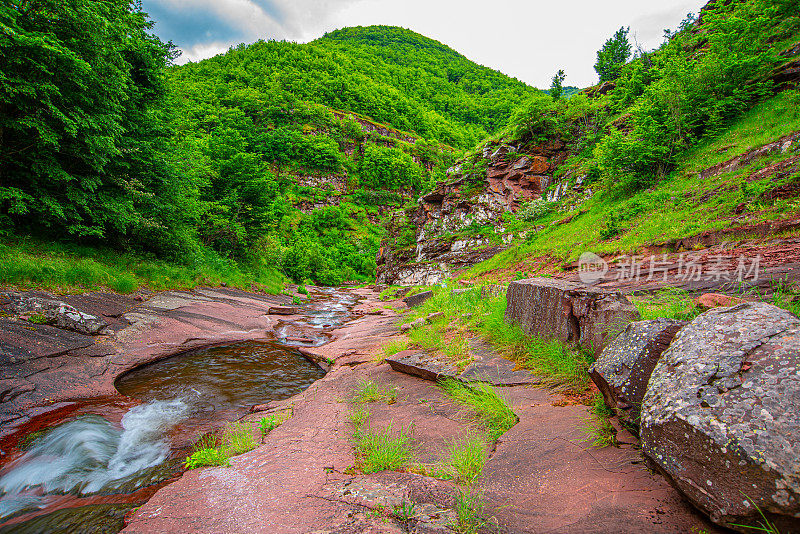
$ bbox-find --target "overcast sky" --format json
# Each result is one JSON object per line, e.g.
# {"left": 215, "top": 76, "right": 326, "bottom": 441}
{"left": 143, "top": 0, "right": 707, "bottom": 88}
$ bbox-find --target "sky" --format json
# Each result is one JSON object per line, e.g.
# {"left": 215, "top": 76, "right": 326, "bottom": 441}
{"left": 143, "top": 0, "right": 708, "bottom": 88}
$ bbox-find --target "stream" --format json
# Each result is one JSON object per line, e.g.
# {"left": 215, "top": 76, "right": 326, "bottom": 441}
{"left": 0, "top": 287, "right": 361, "bottom": 533}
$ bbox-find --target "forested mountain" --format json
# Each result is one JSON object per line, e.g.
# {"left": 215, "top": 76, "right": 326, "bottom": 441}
{"left": 171, "top": 25, "right": 539, "bottom": 149}
{"left": 0, "top": 4, "right": 540, "bottom": 288}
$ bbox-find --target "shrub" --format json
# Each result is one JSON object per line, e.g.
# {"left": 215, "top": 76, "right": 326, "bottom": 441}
{"left": 517, "top": 198, "right": 550, "bottom": 222}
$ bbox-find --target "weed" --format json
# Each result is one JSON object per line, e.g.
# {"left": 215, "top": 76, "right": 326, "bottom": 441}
{"left": 582, "top": 394, "right": 617, "bottom": 448}
{"left": 772, "top": 279, "right": 800, "bottom": 317}
{"left": 439, "top": 379, "right": 517, "bottom": 441}
{"left": 220, "top": 421, "right": 258, "bottom": 457}
{"left": 381, "top": 338, "right": 409, "bottom": 360}
{"left": 353, "top": 422, "right": 415, "bottom": 474}
{"left": 349, "top": 404, "right": 371, "bottom": 428}
{"left": 728, "top": 494, "right": 782, "bottom": 533}
{"left": 353, "top": 379, "right": 397, "bottom": 404}
{"left": 259, "top": 416, "right": 278, "bottom": 442}
{"left": 185, "top": 447, "right": 229, "bottom": 469}
{"left": 476, "top": 298, "right": 592, "bottom": 392}
{"left": 631, "top": 288, "right": 702, "bottom": 321}
{"left": 392, "top": 499, "right": 417, "bottom": 522}
{"left": 26, "top": 313, "right": 47, "bottom": 324}
{"left": 452, "top": 488, "right": 489, "bottom": 534}
{"left": 446, "top": 434, "right": 488, "bottom": 485}
{"left": 292, "top": 295, "right": 302, "bottom": 305}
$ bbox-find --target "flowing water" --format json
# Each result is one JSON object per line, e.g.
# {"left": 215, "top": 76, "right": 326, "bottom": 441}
{"left": 0, "top": 287, "right": 360, "bottom": 533}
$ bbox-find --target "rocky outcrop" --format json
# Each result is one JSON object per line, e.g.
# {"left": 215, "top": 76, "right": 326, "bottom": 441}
{"left": 641, "top": 302, "right": 800, "bottom": 532}
{"left": 504, "top": 278, "right": 640, "bottom": 357}
{"left": 376, "top": 138, "right": 578, "bottom": 285}
{"left": 2, "top": 292, "right": 110, "bottom": 335}
{"left": 403, "top": 291, "right": 433, "bottom": 308}
{"left": 589, "top": 319, "right": 686, "bottom": 427}
{"left": 697, "top": 131, "right": 800, "bottom": 180}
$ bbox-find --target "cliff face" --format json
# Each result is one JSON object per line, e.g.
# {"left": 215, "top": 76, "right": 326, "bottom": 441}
{"left": 377, "top": 136, "right": 588, "bottom": 285}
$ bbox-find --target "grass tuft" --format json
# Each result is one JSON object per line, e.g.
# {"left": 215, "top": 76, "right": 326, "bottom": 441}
{"left": 353, "top": 422, "right": 415, "bottom": 474}
{"left": 439, "top": 379, "right": 517, "bottom": 441}
{"left": 630, "top": 288, "right": 702, "bottom": 321}
{"left": 353, "top": 379, "right": 397, "bottom": 404}
{"left": 452, "top": 488, "right": 490, "bottom": 534}
{"left": 446, "top": 434, "right": 488, "bottom": 485}
{"left": 581, "top": 394, "right": 617, "bottom": 448}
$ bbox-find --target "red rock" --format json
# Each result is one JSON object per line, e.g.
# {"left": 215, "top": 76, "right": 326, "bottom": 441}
{"left": 269, "top": 305, "right": 299, "bottom": 315}
{"left": 694, "top": 293, "right": 746, "bottom": 309}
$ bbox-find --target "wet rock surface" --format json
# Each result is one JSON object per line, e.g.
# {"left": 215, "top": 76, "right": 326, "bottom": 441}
{"left": 505, "top": 277, "right": 640, "bottom": 357}
{"left": 0, "top": 287, "right": 297, "bottom": 439}
{"left": 589, "top": 319, "right": 686, "bottom": 428}
{"left": 0, "top": 285, "right": 730, "bottom": 533}
{"left": 641, "top": 302, "right": 800, "bottom": 532}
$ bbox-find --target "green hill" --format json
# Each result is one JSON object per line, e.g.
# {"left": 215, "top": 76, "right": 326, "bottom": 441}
{"left": 171, "top": 25, "right": 539, "bottom": 149}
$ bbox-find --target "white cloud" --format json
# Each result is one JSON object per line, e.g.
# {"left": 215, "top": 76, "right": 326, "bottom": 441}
{"left": 178, "top": 41, "right": 235, "bottom": 63}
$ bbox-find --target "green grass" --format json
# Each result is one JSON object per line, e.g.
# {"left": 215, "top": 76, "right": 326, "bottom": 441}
{"left": 400, "top": 285, "right": 590, "bottom": 392}
{"left": 0, "top": 238, "right": 285, "bottom": 294}
{"left": 439, "top": 379, "right": 517, "bottom": 441}
{"left": 220, "top": 421, "right": 258, "bottom": 457}
{"left": 185, "top": 434, "right": 229, "bottom": 469}
{"left": 452, "top": 489, "right": 490, "bottom": 534}
{"left": 772, "top": 279, "right": 800, "bottom": 317}
{"left": 348, "top": 404, "right": 371, "bottom": 427}
{"left": 462, "top": 90, "right": 800, "bottom": 281}
{"left": 353, "top": 422, "right": 415, "bottom": 474}
{"left": 353, "top": 379, "right": 398, "bottom": 404}
{"left": 476, "top": 297, "right": 592, "bottom": 392}
{"left": 185, "top": 447, "right": 229, "bottom": 469}
{"left": 446, "top": 434, "right": 488, "bottom": 485}
{"left": 184, "top": 420, "right": 259, "bottom": 469}
{"left": 630, "top": 288, "right": 702, "bottom": 321}
{"left": 258, "top": 410, "right": 290, "bottom": 442}
{"left": 381, "top": 338, "right": 409, "bottom": 359}
{"left": 581, "top": 394, "right": 617, "bottom": 448}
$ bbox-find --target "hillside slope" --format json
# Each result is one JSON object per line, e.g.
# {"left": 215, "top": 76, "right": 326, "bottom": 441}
{"left": 378, "top": 0, "right": 800, "bottom": 291}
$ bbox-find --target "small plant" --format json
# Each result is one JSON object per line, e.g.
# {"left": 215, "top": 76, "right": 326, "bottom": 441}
{"left": 349, "top": 404, "right": 371, "bottom": 428}
{"left": 452, "top": 489, "right": 489, "bottom": 534}
{"left": 517, "top": 198, "right": 550, "bottom": 222}
{"left": 354, "top": 422, "right": 415, "bottom": 474}
{"left": 381, "top": 338, "right": 409, "bottom": 360}
{"left": 185, "top": 447, "right": 229, "bottom": 469}
{"left": 297, "top": 284, "right": 308, "bottom": 295}
{"left": 353, "top": 379, "right": 397, "bottom": 404}
{"left": 259, "top": 416, "right": 278, "bottom": 442}
{"left": 392, "top": 499, "right": 417, "bottom": 522}
{"left": 599, "top": 212, "right": 620, "bottom": 240}
{"left": 439, "top": 379, "right": 517, "bottom": 441}
{"left": 446, "top": 434, "right": 488, "bottom": 485}
{"left": 631, "top": 287, "right": 702, "bottom": 321}
{"left": 582, "top": 395, "right": 617, "bottom": 448}
{"left": 728, "top": 494, "right": 782, "bottom": 533}
{"left": 292, "top": 295, "right": 302, "bottom": 305}
{"left": 26, "top": 313, "right": 48, "bottom": 324}
{"left": 221, "top": 421, "right": 258, "bottom": 457}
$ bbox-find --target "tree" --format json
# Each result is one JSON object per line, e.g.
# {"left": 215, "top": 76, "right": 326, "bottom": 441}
{"left": 594, "top": 27, "right": 632, "bottom": 82}
{"left": 550, "top": 69, "right": 566, "bottom": 100}
{"left": 0, "top": 0, "right": 183, "bottom": 250}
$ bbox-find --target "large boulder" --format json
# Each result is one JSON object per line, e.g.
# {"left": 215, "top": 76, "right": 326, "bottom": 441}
{"left": 4, "top": 293, "right": 109, "bottom": 335}
{"left": 589, "top": 318, "right": 686, "bottom": 428}
{"left": 641, "top": 302, "right": 800, "bottom": 532}
{"left": 504, "top": 278, "right": 640, "bottom": 357}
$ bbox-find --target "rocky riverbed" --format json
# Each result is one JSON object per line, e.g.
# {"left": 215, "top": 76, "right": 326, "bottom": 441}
{"left": 0, "top": 283, "right": 781, "bottom": 533}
